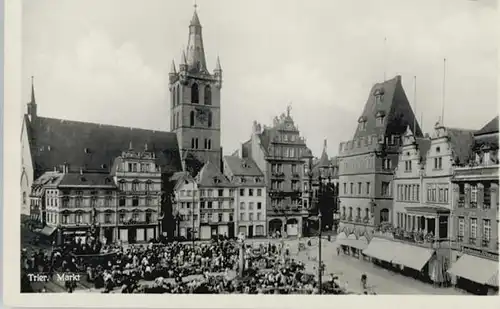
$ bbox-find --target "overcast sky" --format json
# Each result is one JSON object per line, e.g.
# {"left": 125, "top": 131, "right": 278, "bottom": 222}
{"left": 22, "top": 0, "right": 498, "bottom": 158}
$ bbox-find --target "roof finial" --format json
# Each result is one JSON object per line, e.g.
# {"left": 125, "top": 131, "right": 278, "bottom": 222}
{"left": 323, "top": 139, "right": 327, "bottom": 151}
{"left": 194, "top": 0, "right": 198, "bottom": 10}
{"left": 144, "top": 142, "right": 148, "bottom": 151}
{"left": 286, "top": 103, "right": 292, "bottom": 117}
{"left": 129, "top": 141, "right": 133, "bottom": 150}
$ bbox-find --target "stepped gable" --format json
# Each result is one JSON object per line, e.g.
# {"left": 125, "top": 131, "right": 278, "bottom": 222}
{"left": 27, "top": 116, "right": 182, "bottom": 177}
{"left": 354, "top": 75, "right": 422, "bottom": 139}
{"left": 223, "top": 156, "right": 263, "bottom": 177}
{"left": 258, "top": 128, "right": 274, "bottom": 155}
{"left": 196, "top": 160, "right": 232, "bottom": 187}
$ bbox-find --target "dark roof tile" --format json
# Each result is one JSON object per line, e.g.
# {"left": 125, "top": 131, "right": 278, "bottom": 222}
{"left": 58, "top": 172, "right": 116, "bottom": 188}
{"left": 223, "top": 156, "right": 263, "bottom": 177}
{"left": 28, "top": 116, "right": 182, "bottom": 177}
{"left": 474, "top": 116, "right": 498, "bottom": 136}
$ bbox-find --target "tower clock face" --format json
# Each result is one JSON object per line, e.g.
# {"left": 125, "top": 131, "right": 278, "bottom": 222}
{"left": 196, "top": 107, "right": 208, "bottom": 123}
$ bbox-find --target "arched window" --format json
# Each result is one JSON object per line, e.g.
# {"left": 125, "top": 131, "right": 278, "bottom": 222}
{"left": 342, "top": 207, "right": 346, "bottom": 216}
{"left": 204, "top": 139, "right": 208, "bottom": 149}
{"left": 364, "top": 208, "right": 369, "bottom": 218}
{"left": 195, "top": 138, "right": 199, "bottom": 149}
{"left": 348, "top": 207, "right": 353, "bottom": 219}
{"left": 191, "top": 83, "right": 199, "bottom": 103}
{"left": 356, "top": 207, "right": 361, "bottom": 218}
{"left": 176, "top": 85, "right": 180, "bottom": 105}
{"left": 208, "top": 111, "right": 213, "bottom": 128}
{"left": 204, "top": 85, "right": 212, "bottom": 105}
{"left": 191, "top": 138, "right": 195, "bottom": 149}
{"left": 190, "top": 111, "right": 195, "bottom": 126}
{"left": 173, "top": 87, "right": 177, "bottom": 106}
{"left": 380, "top": 208, "right": 389, "bottom": 223}
{"left": 208, "top": 139, "right": 212, "bottom": 149}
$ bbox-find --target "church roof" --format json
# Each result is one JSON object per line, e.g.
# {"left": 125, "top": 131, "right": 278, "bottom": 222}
{"left": 26, "top": 116, "right": 182, "bottom": 177}
{"left": 475, "top": 116, "right": 499, "bottom": 136}
{"left": 196, "top": 160, "right": 232, "bottom": 187}
{"left": 354, "top": 75, "right": 422, "bottom": 139}
{"left": 223, "top": 156, "right": 263, "bottom": 177}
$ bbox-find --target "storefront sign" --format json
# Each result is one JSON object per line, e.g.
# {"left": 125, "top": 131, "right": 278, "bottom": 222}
{"left": 461, "top": 245, "right": 499, "bottom": 261}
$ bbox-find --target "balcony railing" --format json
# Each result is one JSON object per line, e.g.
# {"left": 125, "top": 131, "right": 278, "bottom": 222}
{"left": 292, "top": 173, "right": 301, "bottom": 178}
{"left": 469, "top": 237, "right": 477, "bottom": 245}
{"left": 363, "top": 217, "right": 370, "bottom": 224}
{"left": 457, "top": 235, "right": 464, "bottom": 243}
{"left": 470, "top": 202, "right": 477, "bottom": 209}
{"left": 347, "top": 215, "right": 353, "bottom": 222}
{"left": 271, "top": 172, "right": 285, "bottom": 178}
{"left": 341, "top": 214, "right": 346, "bottom": 220}
{"left": 374, "top": 223, "right": 437, "bottom": 245}
{"left": 458, "top": 196, "right": 465, "bottom": 208}
{"left": 355, "top": 216, "right": 361, "bottom": 223}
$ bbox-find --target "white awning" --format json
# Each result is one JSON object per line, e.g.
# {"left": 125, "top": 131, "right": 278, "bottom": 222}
{"left": 391, "top": 242, "right": 435, "bottom": 270}
{"left": 39, "top": 226, "right": 57, "bottom": 237}
{"left": 448, "top": 254, "right": 498, "bottom": 286}
{"left": 362, "top": 237, "right": 397, "bottom": 262}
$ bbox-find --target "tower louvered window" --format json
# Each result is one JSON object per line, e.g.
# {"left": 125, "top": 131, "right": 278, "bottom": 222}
{"left": 191, "top": 83, "right": 199, "bottom": 103}
{"left": 204, "top": 85, "right": 211, "bottom": 105}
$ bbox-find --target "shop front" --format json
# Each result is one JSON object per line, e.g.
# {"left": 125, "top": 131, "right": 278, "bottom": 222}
{"left": 118, "top": 225, "right": 157, "bottom": 244}
{"left": 448, "top": 248, "right": 499, "bottom": 295}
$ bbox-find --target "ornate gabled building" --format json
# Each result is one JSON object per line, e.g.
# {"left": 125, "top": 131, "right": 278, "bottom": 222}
{"left": 223, "top": 155, "right": 267, "bottom": 238}
{"left": 169, "top": 7, "right": 223, "bottom": 175}
{"left": 242, "top": 107, "right": 309, "bottom": 237}
{"left": 337, "top": 75, "right": 422, "bottom": 239}
{"left": 448, "top": 116, "right": 499, "bottom": 295}
{"left": 110, "top": 144, "right": 163, "bottom": 243}
{"left": 195, "top": 161, "right": 236, "bottom": 239}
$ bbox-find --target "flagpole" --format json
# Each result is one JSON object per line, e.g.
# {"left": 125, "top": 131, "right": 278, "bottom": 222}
{"left": 441, "top": 58, "right": 447, "bottom": 125}
{"left": 413, "top": 76, "right": 417, "bottom": 134}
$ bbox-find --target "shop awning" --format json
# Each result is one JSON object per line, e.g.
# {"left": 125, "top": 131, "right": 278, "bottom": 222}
{"left": 391, "top": 242, "right": 434, "bottom": 270}
{"left": 362, "top": 237, "right": 396, "bottom": 262}
{"left": 39, "top": 226, "right": 56, "bottom": 237}
{"left": 340, "top": 239, "right": 368, "bottom": 251}
{"left": 448, "top": 254, "right": 499, "bottom": 286}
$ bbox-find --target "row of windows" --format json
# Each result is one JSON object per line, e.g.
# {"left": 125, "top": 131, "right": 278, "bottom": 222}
{"left": 118, "top": 179, "right": 155, "bottom": 192}
{"left": 178, "top": 188, "right": 264, "bottom": 198}
{"left": 48, "top": 211, "right": 154, "bottom": 225}
{"left": 179, "top": 201, "right": 233, "bottom": 209}
{"left": 191, "top": 137, "right": 212, "bottom": 150}
{"left": 180, "top": 213, "right": 233, "bottom": 223}
{"left": 125, "top": 162, "right": 157, "bottom": 173}
{"left": 458, "top": 183, "right": 495, "bottom": 209}
{"left": 271, "top": 147, "right": 304, "bottom": 159}
{"left": 270, "top": 198, "right": 302, "bottom": 208}
{"left": 342, "top": 182, "right": 371, "bottom": 195}
{"left": 397, "top": 184, "right": 420, "bottom": 202}
{"left": 240, "top": 212, "right": 262, "bottom": 221}
{"left": 426, "top": 184, "right": 449, "bottom": 203}
{"left": 57, "top": 196, "right": 156, "bottom": 208}
{"left": 457, "top": 217, "right": 493, "bottom": 241}
{"left": 271, "top": 164, "right": 299, "bottom": 174}
{"left": 172, "top": 83, "right": 212, "bottom": 106}
{"left": 239, "top": 202, "right": 263, "bottom": 210}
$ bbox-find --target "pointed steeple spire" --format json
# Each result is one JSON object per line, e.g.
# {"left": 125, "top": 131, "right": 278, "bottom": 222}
{"left": 30, "top": 76, "right": 36, "bottom": 103}
{"left": 186, "top": 3, "right": 206, "bottom": 72}
{"left": 318, "top": 139, "right": 330, "bottom": 168}
{"left": 170, "top": 60, "right": 177, "bottom": 74}
{"left": 27, "top": 76, "right": 38, "bottom": 120}
{"left": 215, "top": 56, "right": 222, "bottom": 72}
{"left": 129, "top": 141, "right": 133, "bottom": 150}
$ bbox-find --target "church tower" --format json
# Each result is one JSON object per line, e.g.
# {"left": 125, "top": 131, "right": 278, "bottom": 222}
{"left": 169, "top": 5, "right": 223, "bottom": 174}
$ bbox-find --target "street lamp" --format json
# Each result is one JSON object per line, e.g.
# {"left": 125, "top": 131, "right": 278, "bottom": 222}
{"left": 301, "top": 150, "right": 314, "bottom": 236}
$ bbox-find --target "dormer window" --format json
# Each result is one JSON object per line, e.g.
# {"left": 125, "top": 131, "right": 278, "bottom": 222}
{"left": 376, "top": 111, "right": 386, "bottom": 126}
{"left": 213, "top": 177, "right": 221, "bottom": 184}
{"left": 436, "top": 147, "right": 441, "bottom": 153}
{"left": 255, "top": 177, "right": 261, "bottom": 183}
{"left": 358, "top": 116, "right": 367, "bottom": 131}
{"left": 240, "top": 177, "right": 246, "bottom": 183}
{"left": 374, "top": 88, "right": 385, "bottom": 103}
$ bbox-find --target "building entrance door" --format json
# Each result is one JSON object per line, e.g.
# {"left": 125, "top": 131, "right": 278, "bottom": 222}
{"left": 248, "top": 225, "right": 254, "bottom": 238}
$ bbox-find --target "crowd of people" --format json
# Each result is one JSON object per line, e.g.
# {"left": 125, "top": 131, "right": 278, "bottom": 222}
{"left": 21, "top": 232, "right": 359, "bottom": 294}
